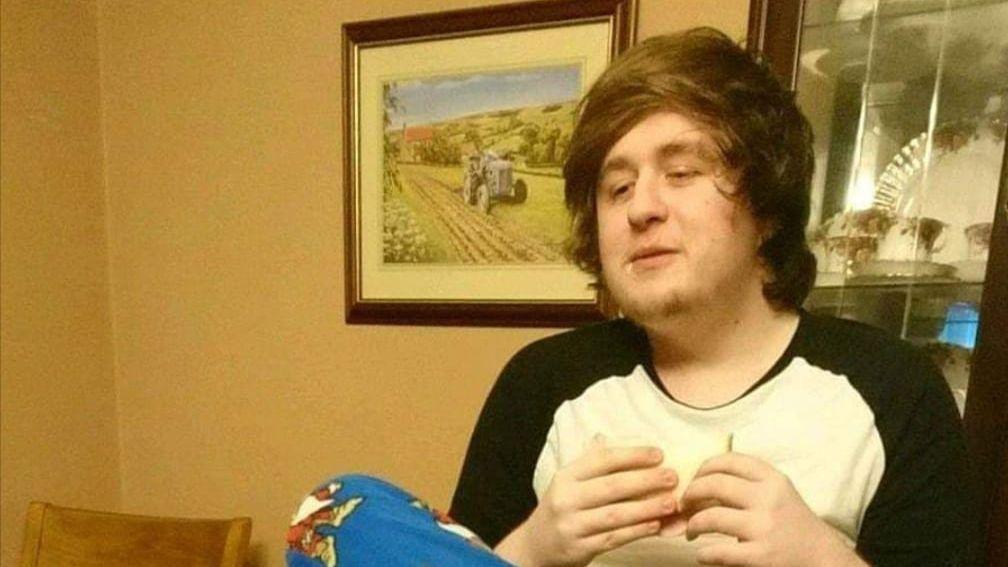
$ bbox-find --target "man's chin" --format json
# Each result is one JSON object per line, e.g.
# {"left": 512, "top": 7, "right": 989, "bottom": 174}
{"left": 609, "top": 289, "right": 686, "bottom": 323}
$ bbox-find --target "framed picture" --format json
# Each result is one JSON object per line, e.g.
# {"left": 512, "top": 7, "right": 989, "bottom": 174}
{"left": 343, "top": 0, "right": 638, "bottom": 326}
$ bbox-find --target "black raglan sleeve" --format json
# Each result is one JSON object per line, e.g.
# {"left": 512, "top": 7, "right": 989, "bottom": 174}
{"left": 854, "top": 345, "right": 980, "bottom": 567}
{"left": 449, "top": 347, "right": 554, "bottom": 548}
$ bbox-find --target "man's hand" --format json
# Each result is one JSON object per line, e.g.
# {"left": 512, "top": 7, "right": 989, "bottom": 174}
{"left": 495, "top": 436, "right": 680, "bottom": 567}
{"left": 680, "top": 453, "right": 867, "bottom": 567}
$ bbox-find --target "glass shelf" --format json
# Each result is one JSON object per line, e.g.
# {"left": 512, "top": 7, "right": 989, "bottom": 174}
{"left": 811, "top": 277, "right": 984, "bottom": 290}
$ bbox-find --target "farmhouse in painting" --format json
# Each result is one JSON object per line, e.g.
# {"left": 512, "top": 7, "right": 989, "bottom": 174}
{"left": 401, "top": 125, "right": 435, "bottom": 162}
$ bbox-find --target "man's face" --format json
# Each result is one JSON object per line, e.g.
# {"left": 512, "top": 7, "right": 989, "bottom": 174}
{"left": 595, "top": 111, "right": 766, "bottom": 323}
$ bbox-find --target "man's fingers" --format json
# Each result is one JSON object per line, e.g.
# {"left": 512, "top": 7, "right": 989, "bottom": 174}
{"left": 680, "top": 472, "right": 753, "bottom": 513}
{"left": 695, "top": 540, "right": 758, "bottom": 566}
{"left": 576, "top": 492, "right": 678, "bottom": 536}
{"left": 578, "top": 466, "right": 678, "bottom": 508}
{"left": 581, "top": 519, "right": 662, "bottom": 555}
{"left": 570, "top": 442, "right": 664, "bottom": 481}
{"left": 686, "top": 506, "right": 753, "bottom": 542}
{"left": 659, "top": 513, "right": 689, "bottom": 537}
{"left": 693, "top": 452, "right": 774, "bottom": 483}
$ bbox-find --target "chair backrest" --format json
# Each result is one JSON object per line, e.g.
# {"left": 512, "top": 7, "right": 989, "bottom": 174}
{"left": 19, "top": 501, "right": 251, "bottom": 567}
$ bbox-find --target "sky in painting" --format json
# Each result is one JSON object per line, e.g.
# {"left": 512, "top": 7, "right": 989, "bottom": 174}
{"left": 386, "top": 64, "right": 581, "bottom": 129}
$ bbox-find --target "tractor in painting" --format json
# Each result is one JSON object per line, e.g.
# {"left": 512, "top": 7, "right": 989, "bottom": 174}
{"left": 461, "top": 151, "right": 528, "bottom": 213}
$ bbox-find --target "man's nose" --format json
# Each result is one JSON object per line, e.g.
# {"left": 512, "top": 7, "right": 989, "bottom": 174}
{"left": 626, "top": 170, "right": 669, "bottom": 229}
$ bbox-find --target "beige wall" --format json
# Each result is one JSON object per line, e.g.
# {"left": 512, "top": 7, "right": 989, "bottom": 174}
{"left": 0, "top": 1, "right": 121, "bottom": 565}
{"left": 2, "top": 1, "right": 746, "bottom": 565}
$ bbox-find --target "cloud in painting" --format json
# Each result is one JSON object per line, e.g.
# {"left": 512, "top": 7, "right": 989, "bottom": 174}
{"left": 386, "top": 64, "right": 581, "bottom": 129}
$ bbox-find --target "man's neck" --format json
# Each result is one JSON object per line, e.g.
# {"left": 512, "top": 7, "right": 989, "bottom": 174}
{"left": 641, "top": 293, "right": 800, "bottom": 408}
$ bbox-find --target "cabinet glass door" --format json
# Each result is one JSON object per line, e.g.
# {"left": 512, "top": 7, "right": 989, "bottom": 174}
{"left": 797, "top": 0, "right": 1008, "bottom": 415}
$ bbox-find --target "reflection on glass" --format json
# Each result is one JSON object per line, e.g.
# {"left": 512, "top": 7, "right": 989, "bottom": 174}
{"left": 797, "top": 0, "right": 1008, "bottom": 412}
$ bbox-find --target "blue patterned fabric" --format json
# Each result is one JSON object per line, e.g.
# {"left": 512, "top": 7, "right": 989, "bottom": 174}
{"left": 286, "top": 474, "right": 513, "bottom": 567}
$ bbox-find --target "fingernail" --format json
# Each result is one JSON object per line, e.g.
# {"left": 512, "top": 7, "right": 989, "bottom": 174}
{"left": 663, "top": 498, "right": 677, "bottom": 513}
{"left": 664, "top": 469, "right": 678, "bottom": 485}
{"left": 650, "top": 448, "right": 663, "bottom": 462}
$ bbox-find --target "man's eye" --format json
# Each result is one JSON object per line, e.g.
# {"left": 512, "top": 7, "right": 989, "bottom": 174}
{"left": 604, "top": 182, "right": 631, "bottom": 200}
{"left": 666, "top": 168, "right": 701, "bottom": 184}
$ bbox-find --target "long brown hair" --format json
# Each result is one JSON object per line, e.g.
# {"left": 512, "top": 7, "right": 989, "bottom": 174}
{"left": 564, "top": 27, "right": 816, "bottom": 311}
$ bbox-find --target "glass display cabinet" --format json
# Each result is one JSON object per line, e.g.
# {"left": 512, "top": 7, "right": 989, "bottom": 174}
{"left": 749, "top": 0, "right": 1007, "bottom": 563}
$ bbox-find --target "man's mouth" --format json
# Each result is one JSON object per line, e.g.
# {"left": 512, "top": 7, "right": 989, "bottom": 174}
{"left": 628, "top": 246, "right": 680, "bottom": 268}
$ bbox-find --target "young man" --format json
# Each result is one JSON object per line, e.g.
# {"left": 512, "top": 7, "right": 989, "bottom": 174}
{"left": 449, "top": 28, "right": 975, "bottom": 567}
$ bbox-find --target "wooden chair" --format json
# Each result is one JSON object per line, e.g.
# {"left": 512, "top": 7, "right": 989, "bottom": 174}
{"left": 19, "top": 501, "right": 251, "bottom": 567}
